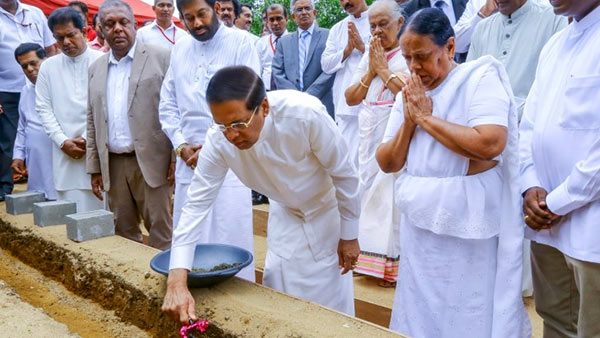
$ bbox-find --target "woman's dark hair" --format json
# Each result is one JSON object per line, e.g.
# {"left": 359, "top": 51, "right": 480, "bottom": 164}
{"left": 48, "top": 7, "right": 85, "bottom": 32}
{"left": 206, "top": 66, "right": 266, "bottom": 110}
{"left": 14, "top": 42, "right": 47, "bottom": 61}
{"left": 401, "top": 8, "right": 454, "bottom": 47}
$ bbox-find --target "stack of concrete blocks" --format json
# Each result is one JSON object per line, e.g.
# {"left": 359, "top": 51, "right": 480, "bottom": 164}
{"left": 65, "top": 210, "right": 115, "bottom": 242}
{"left": 5, "top": 191, "right": 46, "bottom": 215}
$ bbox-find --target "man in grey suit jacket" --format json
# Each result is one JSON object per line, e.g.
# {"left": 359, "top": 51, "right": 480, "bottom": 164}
{"left": 86, "top": 0, "right": 173, "bottom": 250}
{"left": 271, "top": 0, "right": 335, "bottom": 118}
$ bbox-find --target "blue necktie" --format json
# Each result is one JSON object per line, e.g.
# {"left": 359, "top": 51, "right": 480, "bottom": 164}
{"left": 298, "top": 30, "right": 310, "bottom": 91}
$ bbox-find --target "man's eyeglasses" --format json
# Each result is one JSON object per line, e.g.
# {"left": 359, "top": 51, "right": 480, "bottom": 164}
{"left": 212, "top": 105, "right": 259, "bottom": 132}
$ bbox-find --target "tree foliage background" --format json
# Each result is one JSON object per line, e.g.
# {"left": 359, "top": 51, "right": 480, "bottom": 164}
{"left": 242, "top": 0, "right": 374, "bottom": 36}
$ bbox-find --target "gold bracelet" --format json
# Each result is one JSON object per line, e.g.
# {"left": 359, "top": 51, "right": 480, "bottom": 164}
{"left": 385, "top": 73, "right": 398, "bottom": 87}
{"left": 359, "top": 79, "right": 369, "bottom": 89}
{"left": 175, "top": 143, "right": 187, "bottom": 157}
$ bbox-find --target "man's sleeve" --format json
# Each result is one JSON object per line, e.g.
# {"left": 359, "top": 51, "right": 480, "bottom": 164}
{"left": 158, "top": 59, "right": 186, "bottom": 149}
{"left": 546, "top": 134, "right": 600, "bottom": 216}
{"left": 169, "top": 135, "right": 229, "bottom": 270}
{"left": 309, "top": 105, "right": 360, "bottom": 239}
{"left": 272, "top": 38, "right": 297, "bottom": 90}
{"left": 12, "top": 103, "right": 27, "bottom": 161}
{"left": 320, "top": 23, "right": 345, "bottom": 75}
{"left": 453, "top": 0, "right": 484, "bottom": 54}
{"left": 36, "top": 64, "right": 68, "bottom": 147}
{"left": 239, "top": 38, "right": 261, "bottom": 76}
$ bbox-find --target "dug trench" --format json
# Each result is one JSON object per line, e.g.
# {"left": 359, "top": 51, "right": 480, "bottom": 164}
{"left": 0, "top": 210, "right": 403, "bottom": 338}
{"left": 0, "top": 218, "right": 199, "bottom": 337}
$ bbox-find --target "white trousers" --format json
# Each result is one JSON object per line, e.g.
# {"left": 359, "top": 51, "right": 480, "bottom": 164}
{"left": 337, "top": 115, "right": 359, "bottom": 170}
{"left": 173, "top": 180, "right": 255, "bottom": 282}
{"left": 56, "top": 189, "right": 103, "bottom": 213}
{"left": 262, "top": 233, "right": 355, "bottom": 316}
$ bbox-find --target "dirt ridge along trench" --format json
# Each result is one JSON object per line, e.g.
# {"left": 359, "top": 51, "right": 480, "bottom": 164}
{"left": 0, "top": 218, "right": 233, "bottom": 338}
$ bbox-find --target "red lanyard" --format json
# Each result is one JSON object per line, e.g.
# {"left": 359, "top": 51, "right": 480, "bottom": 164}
{"left": 157, "top": 24, "right": 176, "bottom": 45}
{"left": 269, "top": 34, "right": 276, "bottom": 54}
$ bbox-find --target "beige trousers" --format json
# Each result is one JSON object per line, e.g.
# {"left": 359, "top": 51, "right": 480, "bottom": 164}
{"left": 107, "top": 153, "right": 172, "bottom": 250}
{"left": 531, "top": 242, "right": 600, "bottom": 338}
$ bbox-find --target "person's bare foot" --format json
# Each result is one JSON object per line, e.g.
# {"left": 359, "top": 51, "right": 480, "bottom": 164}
{"left": 378, "top": 280, "right": 396, "bottom": 288}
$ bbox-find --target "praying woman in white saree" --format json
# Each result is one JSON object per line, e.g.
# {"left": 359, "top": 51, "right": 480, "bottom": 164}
{"left": 376, "top": 9, "right": 531, "bottom": 338}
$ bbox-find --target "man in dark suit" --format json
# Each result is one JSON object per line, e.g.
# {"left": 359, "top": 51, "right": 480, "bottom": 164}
{"left": 271, "top": 0, "right": 335, "bottom": 118}
{"left": 401, "top": 0, "right": 467, "bottom": 23}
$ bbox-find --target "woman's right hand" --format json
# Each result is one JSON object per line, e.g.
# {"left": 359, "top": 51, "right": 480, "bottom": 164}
{"left": 162, "top": 269, "right": 197, "bottom": 326}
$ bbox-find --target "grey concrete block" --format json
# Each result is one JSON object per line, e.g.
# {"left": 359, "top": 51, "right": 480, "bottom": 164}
{"left": 65, "top": 210, "right": 115, "bottom": 242}
{"left": 33, "top": 201, "right": 77, "bottom": 227}
{"left": 5, "top": 191, "right": 46, "bottom": 215}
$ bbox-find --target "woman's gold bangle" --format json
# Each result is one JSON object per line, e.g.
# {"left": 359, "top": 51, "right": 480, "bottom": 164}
{"left": 385, "top": 73, "right": 398, "bottom": 87}
{"left": 359, "top": 79, "right": 369, "bottom": 89}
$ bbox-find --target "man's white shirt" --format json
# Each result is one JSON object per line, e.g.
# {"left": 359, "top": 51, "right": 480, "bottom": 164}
{"left": 159, "top": 24, "right": 261, "bottom": 184}
{"left": 170, "top": 90, "right": 360, "bottom": 269}
{"left": 106, "top": 43, "right": 136, "bottom": 153}
{"left": 519, "top": 6, "right": 600, "bottom": 263}
{"left": 136, "top": 20, "right": 186, "bottom": 50}
{"left": 0, "top": 2, "right": 55, "bottom": 92}
{"left": 256, "top": 30, "right": 288, "bottom": 90}
{"left": 321, "top": 11, "right": 370, "bottom": 118}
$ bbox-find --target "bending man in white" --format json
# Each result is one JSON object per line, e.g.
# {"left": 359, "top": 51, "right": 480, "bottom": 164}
{"left": 162, "top": 66, "right": 360, "bottom": 324}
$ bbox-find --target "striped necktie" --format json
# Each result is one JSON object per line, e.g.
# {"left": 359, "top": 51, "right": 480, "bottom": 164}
{"left": 298, "top": 30, "right": 310, "bottom": 91}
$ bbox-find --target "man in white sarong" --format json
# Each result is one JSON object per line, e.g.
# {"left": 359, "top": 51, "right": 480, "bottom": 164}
{"left": 378, "top": 10, "right": 530, "bottom": 337}
{"left": 11, "top": 43, "right": 56, "bottom": 200}
{"left": 344, "top": 0, "right": 408, "bottom": 285}
{"left": 161, "top": 67, "right": 360, "bottom": 325}
{"left": 159, "top": 0, "right": 258, "bottom": 281}
{"left": 255, "top": 4, "right": 288, "bottom": 91}
{"left": 36, "top": 7, "right": 103, "bottom": 212}
{"left": 321, "top": 0, "right": 369, "bottom": 169}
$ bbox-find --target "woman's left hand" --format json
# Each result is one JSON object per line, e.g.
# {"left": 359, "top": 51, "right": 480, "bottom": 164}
{"left": 404, "top": 74, "right": 432, "bottom": 124}
{"left": 370, "top": 37, "right": 388, "bottom": 75}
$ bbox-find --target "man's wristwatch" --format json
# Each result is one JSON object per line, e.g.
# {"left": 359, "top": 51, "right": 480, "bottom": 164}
{"left": 175, "top": 143, "right": 187, "bottom": 157}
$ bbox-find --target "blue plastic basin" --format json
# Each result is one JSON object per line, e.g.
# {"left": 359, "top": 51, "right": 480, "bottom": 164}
{"left": 150, "top": 243, "right": 253, "bottom": 288}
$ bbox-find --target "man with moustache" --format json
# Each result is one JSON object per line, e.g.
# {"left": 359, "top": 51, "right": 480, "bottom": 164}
{"left": 159, "top": 0, "right": 260, "bottom": 281}
{"left": 87, "top": 0, "right": 173, "bottom": 250}
{"left": 321, "top": 0, "right": 369, "bottom": 169}
{"left": 234, "top": 4, "right": 253, "bottom": 31}
{"left": 519, "top": 0, "right": 600, "bottom": 336}
{"left": 272, "top": 0, "right": 335, "bottom": 118}
{"left": 255, "top": 3, "right": 288, "bottom": 91}
{"left": 11, "top": 43, "right": 56, "bottom": 200}
{"left": 36, "top": 7, "right": 103, "bottom": 212}
{"left": 216, "top": 0, "right": 238, "bottom": 28}
{"left": 0, "top": 0, "right": 56, "bottom": 202}
{"left": 137, "top": 0, "right": 187, "bottom": 50}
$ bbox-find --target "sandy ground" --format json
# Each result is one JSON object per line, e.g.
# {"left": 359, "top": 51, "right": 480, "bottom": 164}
{"left": 0, "top": 249, "right": 150, "bottom": 338}
{"left": 0, "top": 280, "right": 78, "bottom": 337}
